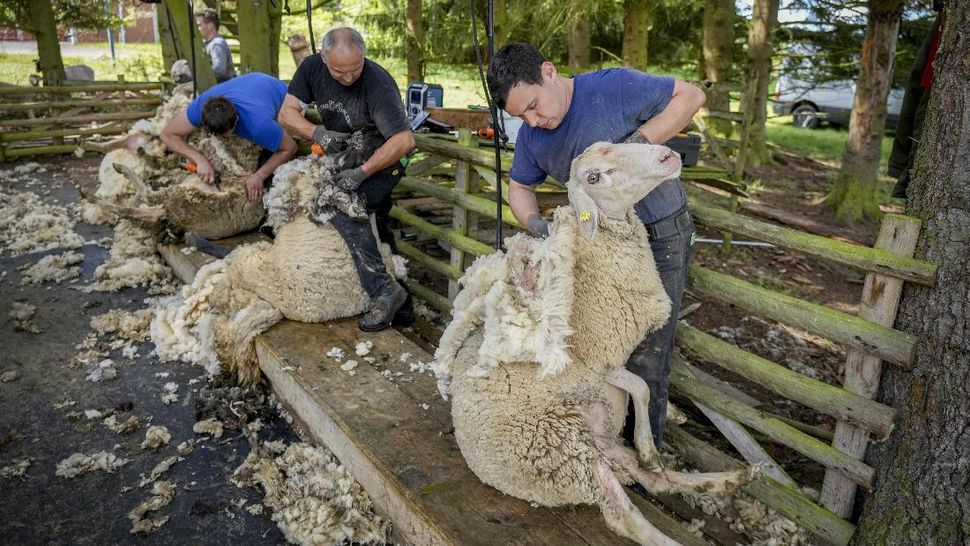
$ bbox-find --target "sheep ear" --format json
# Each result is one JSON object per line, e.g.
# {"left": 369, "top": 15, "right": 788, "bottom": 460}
{"left": 568, "top": 184, "right": 598, "bottom": 239}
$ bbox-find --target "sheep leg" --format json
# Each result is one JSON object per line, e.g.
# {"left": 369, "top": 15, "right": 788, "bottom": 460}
{"left": 112, "top": 162, "right": 153, "bottom": 203}
{"left": 606, "top": 368, "right": 663, "bottom": 471}
{"left": 593, "top": 459, "right": 680, "bottom": 546}
{"left": 605, "top": 441, "right": 753, "bottom": 496}
{"left": 91, "top": 198, "right": 166, "bottom": 224}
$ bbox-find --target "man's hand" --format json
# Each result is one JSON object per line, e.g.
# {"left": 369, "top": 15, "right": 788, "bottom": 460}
{"left": 623, "top": 129, "right": 650, "bottom": 145}
{"left": 312, "top": 125, "right": 351, "bottom": 153}
{"left": 526, "top": 214, "right": 551, "bottom": 238}
{"left": 334, "top": 167, "right": 368, "bottom": 190}
{"left": 195, "top": 158, "right": 216, "bottom": 185}
{"left": 243, "top": 173, "right": 265, "bottom": 203}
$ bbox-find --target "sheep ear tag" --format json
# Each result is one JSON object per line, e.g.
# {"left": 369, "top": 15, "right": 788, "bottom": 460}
{"left": 568, "top": 184, "right": 598, "bottom": 239}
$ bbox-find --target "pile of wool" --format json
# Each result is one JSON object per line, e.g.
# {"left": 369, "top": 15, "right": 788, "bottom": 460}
{"left": 0, "top": 189, "right": 84, "bottom": 256}
{"left": 232, "top": 441, "right": 390, "bottom": 545}
{"left": 18, "top": 251, "right": 84, "bottom": 284}
{"left": 77, "top": 200, "right": 117, "bottom": 226}
{"left": 0, "top": 458, "right": 30, "bottom": 478}
{"left": 9, "top": 302, "right": 40, "bottom": 333}
{"left": 55, "top": 450, "right": 129, "bottom": 478}
{"left": 128, "top": 480, "right": 176, "bottom": 534}
{"left": 141, "top": 425, "right": 171, "bottom": 450}
{"left": 87, "top": 220, "right": 175, "bottom": 294}
{"left": 90, "top": 307, "right": 153, "bottom": 349}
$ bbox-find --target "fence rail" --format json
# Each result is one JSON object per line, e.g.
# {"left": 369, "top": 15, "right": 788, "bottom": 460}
{"left": 393, "top": 132, "right": 936, "bottom": 545}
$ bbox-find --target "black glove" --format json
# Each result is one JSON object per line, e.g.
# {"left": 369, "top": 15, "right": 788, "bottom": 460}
{"left": 623, "top": 130, "right": 650, "bottom": 145}
{"left": 526, "top": 215, "right": 551, "bottom": 238}
{"left": 312, "top": 125, "right": 351, "bottom": 153}
{"left": 333, "top": 167, "right": 368, "bottom": 191}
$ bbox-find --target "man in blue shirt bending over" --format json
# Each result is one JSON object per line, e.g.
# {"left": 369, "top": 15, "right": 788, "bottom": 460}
{"left": 161, "top": 72, "right": 296, "bottom": 204}
{"left": 487, "top": 43, "right": 705, "bottom": 447}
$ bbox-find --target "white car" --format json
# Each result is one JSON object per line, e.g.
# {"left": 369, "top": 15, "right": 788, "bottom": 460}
{"left": 772, "top": 75, "right": 904, "bottom": 129}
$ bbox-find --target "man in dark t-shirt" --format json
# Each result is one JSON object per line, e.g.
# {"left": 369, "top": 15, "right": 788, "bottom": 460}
{"left": 278, "top": 27, "right": 415, "bottom": 332}
{"left": 487, "top": 43, "right": 706, "bottom": 447}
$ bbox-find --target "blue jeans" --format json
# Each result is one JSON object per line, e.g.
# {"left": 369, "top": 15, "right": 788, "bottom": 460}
{"left": 625, "top": 208, "right": 695, "bottom": 447}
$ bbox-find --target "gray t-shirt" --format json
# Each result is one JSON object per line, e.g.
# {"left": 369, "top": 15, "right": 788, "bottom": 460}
{"left": 204, "top": 35, "right": 236, "bottom": 82}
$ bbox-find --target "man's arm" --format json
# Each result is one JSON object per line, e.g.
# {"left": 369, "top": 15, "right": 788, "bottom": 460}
{"left": 359, "top": 130, "right": 415, "bottom": 176}
{"left": 160, "top": 112, "right": 216, "bottom": 184}
{"left": 508, "top": 179, "right": 550, "bottom": 237}
{"left": 243, "top": 132, "right": 296, "bottom": 202}
{"left": 278, "top": 94, "right": 316, "bottom": 140}
{"left": 631, "top": 80, "right": 706, "bottom": 144}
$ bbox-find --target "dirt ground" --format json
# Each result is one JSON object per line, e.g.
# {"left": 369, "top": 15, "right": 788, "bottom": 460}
{"left": 0, "top": 156, "right": 296, "bottom": 545}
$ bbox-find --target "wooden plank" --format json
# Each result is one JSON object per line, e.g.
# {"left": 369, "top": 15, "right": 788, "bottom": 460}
{"left": 0, "top": 82, "right": 162, "bottom": 96}
{"left": 652, "top": 492, "right": 749, "bottom": 546}
{"left": 0, "top": 110, "right": 153, "bottom": 128}
{"left": 157, "top": 244, "right": 214, "bottom": 283}
{"left": 390, "top": 207, "right": 493, "bottom": 257}
{"left": 697, "top": 403, "right": 798, "bottom": 487}
{"left": 406, "top": 154, "right": 449, "bottom": 177}
{"left": 256, "top": 320, "right": 650, "bottom": 546}
{"left": 425, "top": 107, "right": 490, "bottom": 130}
{"left": 677, "top": 323, "right": 896, "bottom": 438}
{"left": 820, "top": 214, "right": 921, "bottom": 518}
{"left": 449, "top": 129, "right": 475, "bottom": 299}
{"left": 689, "top": 204, "right": 937, "bottom": 286}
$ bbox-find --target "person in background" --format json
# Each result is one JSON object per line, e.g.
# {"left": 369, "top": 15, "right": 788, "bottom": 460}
{"left": 195, "top": 8, "right": 236, "bottom": 83}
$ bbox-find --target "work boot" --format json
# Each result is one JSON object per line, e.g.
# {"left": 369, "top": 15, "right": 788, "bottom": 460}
{"left": 186, "top": 233, "right": 231, "bottom": 259}
{"left": 392, "top": 292, "right": 415, "bottom": 328}
{"left": 359, "top": 282, "right": 408, "bottom": 332}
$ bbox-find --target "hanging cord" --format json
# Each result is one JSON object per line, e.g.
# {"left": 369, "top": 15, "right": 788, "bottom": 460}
{"left": 470, "top": 0, "right": 505, "bottom": 250}
{"left": 306, "top": 0, "right": 316, "bottom": 55}
{"left": 186, "top": 0, "right": 197, "bottom": 97}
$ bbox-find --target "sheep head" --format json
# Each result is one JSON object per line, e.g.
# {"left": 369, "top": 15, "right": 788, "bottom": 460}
{"left": 567, "top": 142, "right": 681, "bottom": 239}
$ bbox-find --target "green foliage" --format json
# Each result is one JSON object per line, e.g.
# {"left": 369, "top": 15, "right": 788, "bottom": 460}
{"left": 765, "top": 116, "right": 894, "bottom": 172}
{"left": 0, "top": 0, "right": 119, "bottom": 32}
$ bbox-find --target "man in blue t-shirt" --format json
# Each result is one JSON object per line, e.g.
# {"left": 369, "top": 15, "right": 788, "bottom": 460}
{"left": 161, "top": 72, "right": 296, "bottom": 203}
{"left": 487, "top": 43, "right": 705, "bottom": 446}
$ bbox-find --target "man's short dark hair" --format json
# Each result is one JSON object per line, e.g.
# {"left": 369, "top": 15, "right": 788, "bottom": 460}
{"left": 195, "top": 8, "right": 219, "bottom": 28}
{"left": 487, "top": 43, "right": 546, "bottom": 110}
{"left": 200, "top": 97, "right": 237, "bottom": 135}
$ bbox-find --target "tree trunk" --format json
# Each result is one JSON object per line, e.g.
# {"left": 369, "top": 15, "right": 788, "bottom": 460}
{"left": 622, "top": 0, "right": 651, "bottom": 72}
{"left": 568, "top": 0, "right": 590, "bottom": 70}
{"left": 405, "top": 0, "right": 424, "bottom": 83}
{"left": 741, "top": 0, "right": 778, "bottom": 166}
{"left": 701, "top": 0, "right": 735, "bottom": 137}
{"left": 851, "top": 4, "right": 970, "bottom": 544}
{"left": 493, "top": 0, "right": 508, "bottom": 50}
{"left": 161, "top": 0, "right": 217, "bottom": 91}
{"left": 237, "top": 0, "right": 281, "bottom": 76}
{"left": 157, "top": 3, "right": 178, "bottom": 72}
{"left": 825, "top": 0, "right": 905, "bottom": 223}
{"left": 27, "top": 0, "right": 65, "bottom": 86}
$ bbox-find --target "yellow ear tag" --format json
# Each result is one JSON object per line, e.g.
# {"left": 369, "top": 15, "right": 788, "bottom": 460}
{"left": 579, "top": 211, "right": 591, "bottom": 222}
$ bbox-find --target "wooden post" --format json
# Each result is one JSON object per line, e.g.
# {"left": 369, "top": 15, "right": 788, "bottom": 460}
{"left": 819, "top": 213, "right": 921, "bottom": 518}
{"left": 449, "top": 128, "right": 476, "bottom": 299}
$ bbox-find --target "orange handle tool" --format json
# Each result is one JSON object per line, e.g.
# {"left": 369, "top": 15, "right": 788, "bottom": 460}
{"left": 475, "top": 128, "right": 494, "bottom": 139}
{"left": 311, "top": 143, "right": 325, "bottom": 156}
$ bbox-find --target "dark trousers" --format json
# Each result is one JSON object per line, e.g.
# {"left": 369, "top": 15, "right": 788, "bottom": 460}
{"left": 625, "top": 207, "right": 695, "bottom": 447}
{"left": 329, "top": 167, "right": 402, "bottom": 298}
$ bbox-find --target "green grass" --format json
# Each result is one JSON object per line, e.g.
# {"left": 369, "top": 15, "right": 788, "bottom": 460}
{"left": 765, "top": 115, "right": 895, "bottom": 174}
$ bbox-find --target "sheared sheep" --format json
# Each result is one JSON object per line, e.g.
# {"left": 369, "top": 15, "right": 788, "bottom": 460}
{"left": 432, "top": 142, "right": 754, "bottom": 546}
{"left": 151, "top": 154, "right": 406, "bottom": 386}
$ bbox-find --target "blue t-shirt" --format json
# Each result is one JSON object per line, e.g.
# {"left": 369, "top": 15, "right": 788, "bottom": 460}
{"left": 509, "top": 68, "right": 688, "bottom": 224}
{"left": 186, "top": 73, "right": 287, "bottom": 152}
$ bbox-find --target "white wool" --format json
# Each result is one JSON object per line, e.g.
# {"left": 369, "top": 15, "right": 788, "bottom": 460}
{"left": 0, "top": 458, "right": 30, "bottom": 478}
{"left": 0, "top": 189, "right": 84, "bottom": 256}
{"left": 340, "top": 360, "right": 359, "bottom": 371}
{"left": 90, "top": 308, "right": 153, "bottom": 345}
{"left": 55, "top": 451, "right": 129, "bottom": 478}
{"left": 233, "top": 442, "right": 389, "bottom": 545}
{"left": 141, "top": 425, "right": 171, "bottom": 450}
{"left": 103, "top": 414, "right": 141, "bottom": 434}
{"left": 326, "top": 347, "right": 346, "bottom": 360}
{"left": 151, "top": 260, "right": 228, "bottom": 372}
{"left": 138, "top": 455, "right": 178, "bottom": 487}
{"left": 84, "top": 409, "right": 104, "bottom": 420}
{"left": 14, "top": 162, "right": 45, "bottom": 174}
{"left": 354, "top": 341, "right": 373, "bottom": 357}
{"left": 95, "top": 149, "right": 146, "bottom": 202}
{"left": 129, "top": 480, "right": 176, "bottom": 534}
{"left": 193, "top": 418, "right": 224, "bottom": 438}
{"left": 85, "top": 358, "right": 117, "bottom": 382}
{"left": 87, "top": 221, "right": 175, "bottom": 294}
{"left": 19, "top": 251, "right": 84, "bottom": 284}
{"left": 9, "top": 302, "right": 40, "bottom": 333}
{"left": 0, "top": 370, "right": 19, "bottom": 382}
{"left": 77, "top": 201, "right": 117, "bottom": 225}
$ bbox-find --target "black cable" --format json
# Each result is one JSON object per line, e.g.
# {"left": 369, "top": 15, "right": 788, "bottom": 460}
{"left": 306, "top": 0, "right": 316, "bottom": 55}
{"left": 186, "top": 0, "right": 197, "bottom": 97}
{"left": 470, "top": 0, "right": 504, "bottom": 250}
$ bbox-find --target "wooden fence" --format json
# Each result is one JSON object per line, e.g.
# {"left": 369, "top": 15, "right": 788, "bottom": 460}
{"left": 393, "top": 131, "right": 936, "bottom": 546}
{"left": 0, "top": 78, "right": 165, "bottom": 161}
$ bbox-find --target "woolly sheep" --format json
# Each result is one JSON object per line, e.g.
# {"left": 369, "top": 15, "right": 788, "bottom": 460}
{"left": 432, "top": 142, "right": 754, "bottom": 546}
{"left": 151, "top": 154, "right": 406, "bottom": 386}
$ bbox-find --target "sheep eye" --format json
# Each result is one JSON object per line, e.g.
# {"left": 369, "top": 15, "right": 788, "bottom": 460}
{"left": 586, "top": 172, "right": 600, "bottom": 184}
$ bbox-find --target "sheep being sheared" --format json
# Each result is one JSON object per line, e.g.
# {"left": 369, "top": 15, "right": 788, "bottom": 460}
{"left": 152, "top": 154, "right": 406, "bottom": 386}
{"left": 432, "top": 142, "right": 755, "bottom": 546}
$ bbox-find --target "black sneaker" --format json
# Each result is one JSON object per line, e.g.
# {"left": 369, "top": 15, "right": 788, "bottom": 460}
{"left": 186, "top": 233, "right": 231, "bottom": 259}
{"left": 359, "top": 282, "right": 409, "bottom": 332}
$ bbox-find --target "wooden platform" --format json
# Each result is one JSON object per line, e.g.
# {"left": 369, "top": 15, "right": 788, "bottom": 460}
{"left": 159, "top": 240, "right": 706, "bottom": 546}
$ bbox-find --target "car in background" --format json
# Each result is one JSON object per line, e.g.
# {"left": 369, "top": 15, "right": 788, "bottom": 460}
{"left": 772, "top": 75, "right": 904, "bottom": 130}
